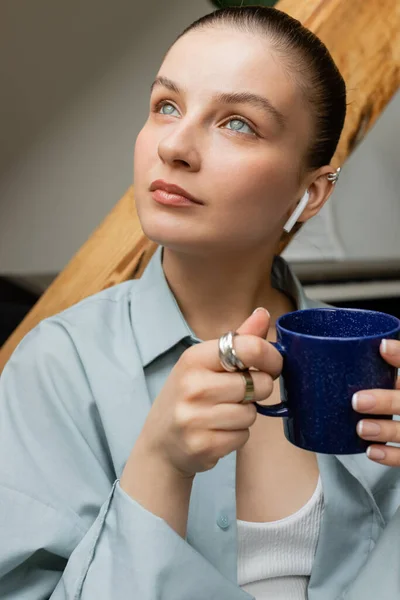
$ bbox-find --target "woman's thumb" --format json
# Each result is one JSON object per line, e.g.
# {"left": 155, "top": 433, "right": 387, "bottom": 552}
{"left": 236, "top": 307, "right": 270, "bottom": 339}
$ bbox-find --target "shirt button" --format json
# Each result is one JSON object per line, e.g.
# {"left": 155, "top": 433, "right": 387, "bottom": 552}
{"left": 217, "top": 514, "right": 230, "bottom": 530}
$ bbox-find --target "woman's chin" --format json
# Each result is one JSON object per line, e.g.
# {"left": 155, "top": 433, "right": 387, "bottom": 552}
{"left": 138, "top": 205, "right": 236, "bottom": 254}
{"left": 143, "top": 229, "right": 202, "bottom": 251}
{"left": 140, "top": 218, "right": 195, "bottom": 248}
{"left": 140, "top": 222, "right": 219, "bottom": 255}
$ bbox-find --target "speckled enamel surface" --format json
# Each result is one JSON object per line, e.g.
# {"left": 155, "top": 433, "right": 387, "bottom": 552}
{"left": 256, "top": 308, "right": 400, "bottom": 454}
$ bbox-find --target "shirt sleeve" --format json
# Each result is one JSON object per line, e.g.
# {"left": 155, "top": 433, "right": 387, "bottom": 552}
{"left": 0, "top": 319, "right": 252, "bottom": 600}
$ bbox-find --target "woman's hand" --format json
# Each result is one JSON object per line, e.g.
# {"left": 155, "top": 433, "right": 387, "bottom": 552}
{"left": 353, "top": 338, "right": 400, "bottom": 465}
{"left": 121, "top": 307, "right": 280, "bottom": 536}
{"left": 133, "top": 307, "right": 282, "bottom": 479}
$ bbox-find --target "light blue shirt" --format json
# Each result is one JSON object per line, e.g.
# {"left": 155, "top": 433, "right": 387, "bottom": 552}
{"left": 1, "top": 245, "right": 400, "bottom": 599}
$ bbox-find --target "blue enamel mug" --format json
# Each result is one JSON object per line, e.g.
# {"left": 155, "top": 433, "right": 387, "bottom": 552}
{"left": 256, "top": 307, "right": 400, "bottom": 454}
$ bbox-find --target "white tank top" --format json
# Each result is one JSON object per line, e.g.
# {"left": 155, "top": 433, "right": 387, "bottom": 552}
{"left": 237, "top": 477, "right": 324, "bottom": 599}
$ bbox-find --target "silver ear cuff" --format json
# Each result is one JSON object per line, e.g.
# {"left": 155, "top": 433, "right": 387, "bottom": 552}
{"left": 327, "top": 167, "right": 341, "bottom": 184}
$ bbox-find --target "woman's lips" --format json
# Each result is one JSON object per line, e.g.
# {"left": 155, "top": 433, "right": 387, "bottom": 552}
{"left": 149, "top": 179, "right": 203, "bottom": 205}
{"left": 151, "top": 189, "right": 201, "bottom": 207}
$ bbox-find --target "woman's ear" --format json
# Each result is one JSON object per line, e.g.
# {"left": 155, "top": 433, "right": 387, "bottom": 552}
{"left": 295, "top": 165, "right": 339, "bottom": 224}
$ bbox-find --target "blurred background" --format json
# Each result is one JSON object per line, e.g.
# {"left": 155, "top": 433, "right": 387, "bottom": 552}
{"left": 1, "top": 0, "right": 400, "bottom": 345}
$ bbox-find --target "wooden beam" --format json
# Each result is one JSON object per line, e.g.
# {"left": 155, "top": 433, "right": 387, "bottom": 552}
{"left": 1, "top": 0, "right": 399, "bottom": 372}
{"left": 279, "top": 0, "right": 400, "bottom": 163}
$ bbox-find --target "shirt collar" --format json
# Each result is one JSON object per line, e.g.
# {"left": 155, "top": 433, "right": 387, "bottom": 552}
{"left": 129, "top": 245, "right": 312, "bottom": 368}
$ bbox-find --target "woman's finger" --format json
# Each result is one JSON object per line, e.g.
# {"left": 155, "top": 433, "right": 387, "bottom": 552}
{"left": 185, "top": 369, "right": 274, "bottom": 405}
{"left": 380, "top": 339, "right": 400, "bottom": 368}
{"left": 357, "top": 417, "right": 400, "bottom": 445}
{"left": 207, "top": 402, "right": 258, "bottom": 431}
{"left": 352, "top": 388, "right": 400, "bottom": 416}
{"left": 185, "top": 335, "right": 283, "bottom": 379}
{"left": 365, "top": 443, "right": 400, "bottom": 467}
{"left": 236, "top": 307, "right": 270, "bottom": 338}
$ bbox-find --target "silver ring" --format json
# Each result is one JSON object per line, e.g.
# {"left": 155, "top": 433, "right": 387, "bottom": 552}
{"left": 218, "top": 330, "right": 247, "bottom": 372}
{"left": 240, "top": 370, "right": 255, "bottom": 403}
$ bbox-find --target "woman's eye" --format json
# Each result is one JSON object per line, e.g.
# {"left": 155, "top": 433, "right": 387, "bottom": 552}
{"left": 224, "top": 118, "right": 256, "bottom": 136}
{"left": 154, "top": 101, "right": 256, "bottom": 136}
{"left": 155, "top": 101, "right": 179, "bottom": 117}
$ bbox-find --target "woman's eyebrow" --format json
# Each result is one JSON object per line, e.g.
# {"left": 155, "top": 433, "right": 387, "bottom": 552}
{"left": 150, "top": 76, "right": 286, "bottom": 130}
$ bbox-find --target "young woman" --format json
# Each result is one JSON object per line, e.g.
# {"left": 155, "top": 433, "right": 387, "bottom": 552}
{"left": 1, "top": 6, "right": 400, "bottom": 600}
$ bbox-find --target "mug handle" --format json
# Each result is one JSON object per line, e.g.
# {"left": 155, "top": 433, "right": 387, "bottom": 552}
{"left": 254, "top": 341, "right": 290, "bottom": 418}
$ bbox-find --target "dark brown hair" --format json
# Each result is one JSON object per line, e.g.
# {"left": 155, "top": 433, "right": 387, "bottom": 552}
{"left": 173, "top": 5, "right": 347, "bottom": 171}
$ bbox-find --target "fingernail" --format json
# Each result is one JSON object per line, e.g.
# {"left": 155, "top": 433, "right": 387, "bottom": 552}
{"left": 381, "top": 339, "right": 399, "bottom": 355}
{"left": 357, "top": 420, "right": 381, "bottom": 436}
{"left": 252, "top": 307, "right": 270, "bottom": 317}
{"left": 352, "top": 393, "right": 376, "bottom": 411}
{"left": 367, "top": 446, "right": 386, "bottom": 461}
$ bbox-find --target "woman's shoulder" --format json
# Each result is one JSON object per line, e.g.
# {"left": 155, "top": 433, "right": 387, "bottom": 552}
{"left": 3, "top": 279, "right": 146, "bottom": 381}
{"left": 52, "top": 278, "right": 143, "bottom": 326}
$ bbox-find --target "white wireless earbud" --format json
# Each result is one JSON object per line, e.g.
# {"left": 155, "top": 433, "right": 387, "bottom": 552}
{"left": 283, "top": 190, "right": 310, "bottom": 233}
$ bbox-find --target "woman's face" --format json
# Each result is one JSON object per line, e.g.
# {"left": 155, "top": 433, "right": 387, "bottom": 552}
{"left": 134, "top": 27, "right": 314, "bottom": 255}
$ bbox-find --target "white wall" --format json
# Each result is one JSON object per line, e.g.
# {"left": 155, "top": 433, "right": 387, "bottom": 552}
{"left": 0, "top": 0, "right": 211, "bottom": 276}
{"left": 332, "top": 89, "right": 400, "bottom": 260}
{"left": 1, "top": 0, "right": 399, "bottom": 278}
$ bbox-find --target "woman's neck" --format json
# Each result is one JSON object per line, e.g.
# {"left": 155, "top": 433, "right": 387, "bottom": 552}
{"left": 162, "top": 246, "right": 296, "bottom": 342}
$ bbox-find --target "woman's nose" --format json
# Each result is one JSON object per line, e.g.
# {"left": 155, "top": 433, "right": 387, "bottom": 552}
{"left": 157, "top": 122, "right": 201, "bottom": 171}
